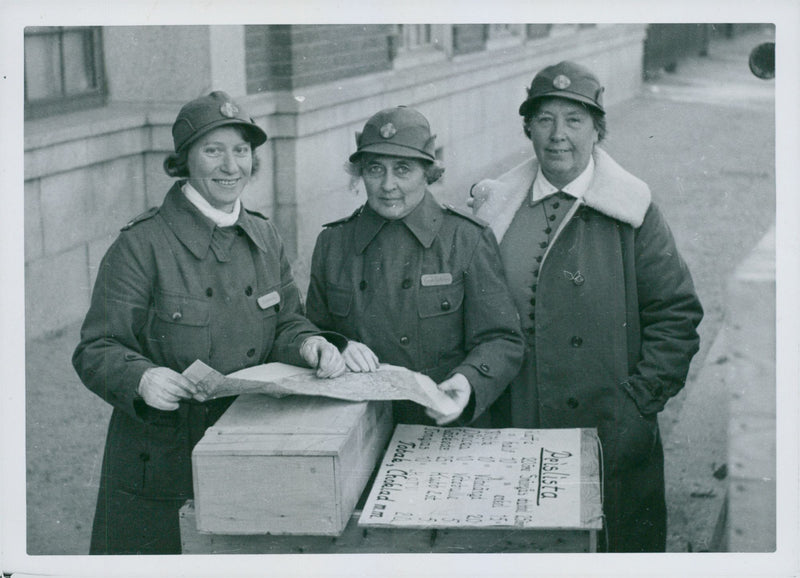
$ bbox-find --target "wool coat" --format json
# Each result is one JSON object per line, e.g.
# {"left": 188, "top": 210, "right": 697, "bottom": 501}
{"left": 72, "top": 183, "right": 342, "bottom": 554}
{"left": 306, "top": 191, "right": 524, "bottom": 425}
{"left": 472, "top": 148, "right": 703, "bottom": 552}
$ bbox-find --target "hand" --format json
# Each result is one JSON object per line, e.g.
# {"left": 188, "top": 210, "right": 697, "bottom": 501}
{"left": 425, "top": 373, "right": 472, "bottom": 425}
{"left": 343, "top": 340, "right": 380, "bottom": 373}
{"left": 138, "top": 366, "right": 198, "bottom": 411}
{"left": 300, "top": 336, "right": 346, "bottom": 379}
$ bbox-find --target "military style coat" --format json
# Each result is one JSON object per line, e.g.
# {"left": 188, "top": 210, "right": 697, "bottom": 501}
{"left": 472, "top": 148, "right": 703, "bottom": 552}
{"left": 72, "top": 183, "right": 339, "bottom": 554}
{"left": 306, "top": 191, "right": 524, "bottom": 425}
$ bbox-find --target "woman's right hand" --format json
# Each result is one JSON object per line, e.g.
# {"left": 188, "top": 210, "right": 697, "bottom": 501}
{"left": 138, "top": 366, "right": 198, "bottom": 411}
{"left": 343, "top": 341, "right": 380, "bottom": 373}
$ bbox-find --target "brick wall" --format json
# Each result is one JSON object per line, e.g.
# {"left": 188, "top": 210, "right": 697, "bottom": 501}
{"left": 245, "top": 25, "right": 393, "bottom": 92}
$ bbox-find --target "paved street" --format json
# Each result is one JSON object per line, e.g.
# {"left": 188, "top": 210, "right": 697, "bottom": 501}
{"left": 23, "top": 27, "right": 776, "bottom": 555}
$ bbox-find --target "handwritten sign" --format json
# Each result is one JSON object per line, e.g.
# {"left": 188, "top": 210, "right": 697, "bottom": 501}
{"left": 359, "top": 425, "right": 599, "bottom": 530}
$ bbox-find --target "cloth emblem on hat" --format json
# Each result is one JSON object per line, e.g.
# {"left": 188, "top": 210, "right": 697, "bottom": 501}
{"left": 552, "top": 74, "right": 571, "bottom": 90}
{"left": 220, "top": 102, "right": 239, "bottom": 118}
{"left": 379, "top": 123, "right": 397, "bottom": 139}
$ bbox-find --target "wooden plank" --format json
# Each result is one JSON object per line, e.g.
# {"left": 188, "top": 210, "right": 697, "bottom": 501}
{"left": 180, "top": 501, "right": 596, "bottom": 554}
{"left": 580, "top": 429, "right": 603, "bottom": 529}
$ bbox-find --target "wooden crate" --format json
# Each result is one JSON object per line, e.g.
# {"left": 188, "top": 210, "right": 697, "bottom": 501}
{"left": 192, "top": 394, "right": 393, "bottom": 535}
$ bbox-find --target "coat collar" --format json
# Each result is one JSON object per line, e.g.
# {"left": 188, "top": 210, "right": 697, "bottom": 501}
{"left": 159, "top": 182, "right": 269, "bottom": 259}
{"left": 473, "top": 147, "right": 651, "bottom": 242}
{"left": 354, "top": 190, "right": 443, "bottom": 254}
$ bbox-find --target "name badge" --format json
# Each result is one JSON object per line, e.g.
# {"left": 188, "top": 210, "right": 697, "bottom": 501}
{"left": 420, "top": 273, "right": 453, "bottom": 287}
{"left": 257, "top": 291, "right": 281, "bottom": 310}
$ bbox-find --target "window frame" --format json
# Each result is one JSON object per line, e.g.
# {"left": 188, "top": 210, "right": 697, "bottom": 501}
{"left": 24, "top": 26, "right": 107, "bottom": 119}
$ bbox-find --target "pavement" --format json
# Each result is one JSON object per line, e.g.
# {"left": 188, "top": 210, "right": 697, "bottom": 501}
{"left": 21, "top": 26, "right": 777, "bottom": 555}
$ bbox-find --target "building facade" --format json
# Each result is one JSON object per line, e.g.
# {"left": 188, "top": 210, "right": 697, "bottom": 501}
{"left": 24, "top": 24, "right": 647, "bottom": 339}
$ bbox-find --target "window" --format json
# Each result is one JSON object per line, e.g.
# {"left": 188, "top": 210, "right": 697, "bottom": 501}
{"left": 392, "top": 24, "right": 450, "bottom": 68}
{"left": 486, "top": 24, "right": 524, "bottom": 50}
{"left": 24, "top": 27, "right": 106, "bottom": 118}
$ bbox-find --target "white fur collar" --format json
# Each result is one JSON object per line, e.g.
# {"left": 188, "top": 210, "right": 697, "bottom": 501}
{"left": 472, "top": 148, "right": 651, "bottom": 242}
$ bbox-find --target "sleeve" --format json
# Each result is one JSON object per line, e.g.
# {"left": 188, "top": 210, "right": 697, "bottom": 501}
{"left": 450, "top": 226, "right": 525, "bottom": 423}
{"left": 71, "top": 232, "right": 159, "bottom": 422}
{"left": 620, "top": 202, "right": 704, "bottom": 415}
{"left": 305, "top": 229, "right": 335, "bottom": 332}
{"left": 265, "top": 226, "right": 347, "bottom": 365}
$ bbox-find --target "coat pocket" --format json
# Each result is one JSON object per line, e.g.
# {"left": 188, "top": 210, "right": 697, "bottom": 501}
{"left": 326, "top": 283, "right": 353, "bottom": 317}
{"left": 148, "top": 290, "right": 211, "bottom": 368}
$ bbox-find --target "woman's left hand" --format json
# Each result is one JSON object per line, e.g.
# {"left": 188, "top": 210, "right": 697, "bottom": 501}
{"left": 425, "top": 373, "right": 472, "bottom": 425}
{"left": 300, "top": 336, "right": 347, "bottom": 378}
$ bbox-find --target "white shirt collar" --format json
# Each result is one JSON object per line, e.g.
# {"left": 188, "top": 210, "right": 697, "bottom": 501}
{"left": 182, "top": 182, "right": 241, "bottom": 227}
{"left": 531, "top": 156, "right": 595, "bottom": 203}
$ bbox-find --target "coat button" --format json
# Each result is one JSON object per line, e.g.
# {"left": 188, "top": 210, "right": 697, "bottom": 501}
{"left": 567, "top": 397, "right": 579, "bottom": 409}
{"left": 536, "top": 255, "right": 543, "bottom": 263}
{"left": 544, "top": 227, "right": 552, "bottom": 234}
{"left": 552, "top": 201, "right": 560, "bottom": 209}
{"left": 548, "top": 214, "right": 556, "bottom": 221}
{"left": 539, "top": 241, "right": 548, "bottom": 249}
{"left": 479, "top": 363, "right": 490, "bottom": 373}
{"left": 399, "top": 336, "right": 409, "bottom": 346}
{"left": 573, "top": 274, "right": 585, "bottom": 286}
{"left": 528, "top": 312, "right": 535, "bottom": 320}
{"left": 171, "top": 311, "right": 182, "bottom": 321}
{"left": 247, "top": 348, "right": 256, "bottom": 357}
{"left": 245, "top": 286, "right": 253, "bottom": 296}
{"left": 441, "top": 300, "right": 451, "bottom": 311}
{"left": 206, "top": 287, "right": 214, "bottom": 297}
{"left": 402, "top": 278, "right": 412, "bottom": 289}
{"left": 529, "top": 297, "right": 536, "bottom": 306}
{"left": 570, "top": 336, "right": 583, "bottom": 347}
{"left": 359, "top": 280, "right": 368, "bottom": 291}
{"left": 533, "top": 269, "right": 539, "bottom": 277}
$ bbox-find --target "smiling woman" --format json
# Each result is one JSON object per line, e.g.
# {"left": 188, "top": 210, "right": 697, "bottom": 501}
{"left": 72, "top": 91, "right": 348, "bottom": 554}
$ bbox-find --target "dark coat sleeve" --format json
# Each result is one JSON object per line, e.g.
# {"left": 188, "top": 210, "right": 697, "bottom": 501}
{"left": 263, "top": 222, "right": 345, "bottom": 364}
{"left": 451, "top": 226, "right": 525, "bottom": 422}
{"left": 621, "top": 202, "right": 704, "bottom": 415}
{"left": 72, "top": 232, "right": 158, "bottom": 422}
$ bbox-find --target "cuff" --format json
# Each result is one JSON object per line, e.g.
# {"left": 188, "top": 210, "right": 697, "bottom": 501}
{"left": 620, "top": 377, "right": 672, "bottom": 416}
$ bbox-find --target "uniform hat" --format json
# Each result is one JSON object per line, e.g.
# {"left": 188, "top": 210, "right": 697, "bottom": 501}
{"left": 349, "top": 106, "right": 436, "bottom": 163}
{"left": 518, "top": 61, "right": 605, "bottom": 116}
{"left": 171, "top": 91, "right": 268, "bottom": 153}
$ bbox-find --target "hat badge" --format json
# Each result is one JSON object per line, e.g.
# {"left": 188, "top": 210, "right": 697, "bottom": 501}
{"left": 379, "top": 123, "right": 397, "bottom": 139}
{"left": 220, "top": 102, "right": 239, "bottom": 118}
{"left": 553, "top": 74, "right": 571, "bottom": 90}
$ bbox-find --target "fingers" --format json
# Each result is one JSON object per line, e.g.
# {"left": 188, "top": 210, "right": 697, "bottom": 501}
{"left": 315, "top": 342, "right": 346, "bottom": 379}
{"left": 425, "top": 374, "right": 472, "bottom": 425}
{"left": 343, "top": 342, "right": 380, "bottom": 372}
{"left": 138, "top": 366, "right": 197, "bottom": 411}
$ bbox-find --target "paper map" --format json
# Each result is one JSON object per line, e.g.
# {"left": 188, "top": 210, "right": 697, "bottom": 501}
{"left": 182, "top": 360, "right": 461, "bottom": 415}
{"left": 359, "top": 425, "right": 597, "bottom": 530}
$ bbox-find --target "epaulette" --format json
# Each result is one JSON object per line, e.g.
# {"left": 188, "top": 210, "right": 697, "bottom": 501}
{"left": 443, "top": 203, "right": 488, "bottom": 227}
{"left": 323, "top": 206, "right": 363, "bottom": 228}
{"left": 244, "top": 207, "right": 269, "bottom": 220}
{"left": 121, "top": 206, "right": 159, "bottom": 231}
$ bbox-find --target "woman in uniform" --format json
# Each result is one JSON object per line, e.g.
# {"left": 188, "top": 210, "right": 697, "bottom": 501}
{"left": 72, "top": 91, "right": 346, "bottom": 554}
{"left": 306, "top": 106, "right": 524, "bottom": 427}
{"left": 469, "top": 61, "right": 704, "bottom": 551}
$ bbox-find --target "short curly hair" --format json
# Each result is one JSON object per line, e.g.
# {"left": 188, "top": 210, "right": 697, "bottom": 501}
{"left": 345, "top": 154, "right": 445, "bottom": 185}
{"left": 163, "top": 126, "right": 262, "bottom": 178}
{"left": 522, "top": 98, "right": 607, "bottom": 142}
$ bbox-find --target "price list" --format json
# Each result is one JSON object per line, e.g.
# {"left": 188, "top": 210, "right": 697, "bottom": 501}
{"left": 359, "top": 425, "right": 587, "bottom": 530}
